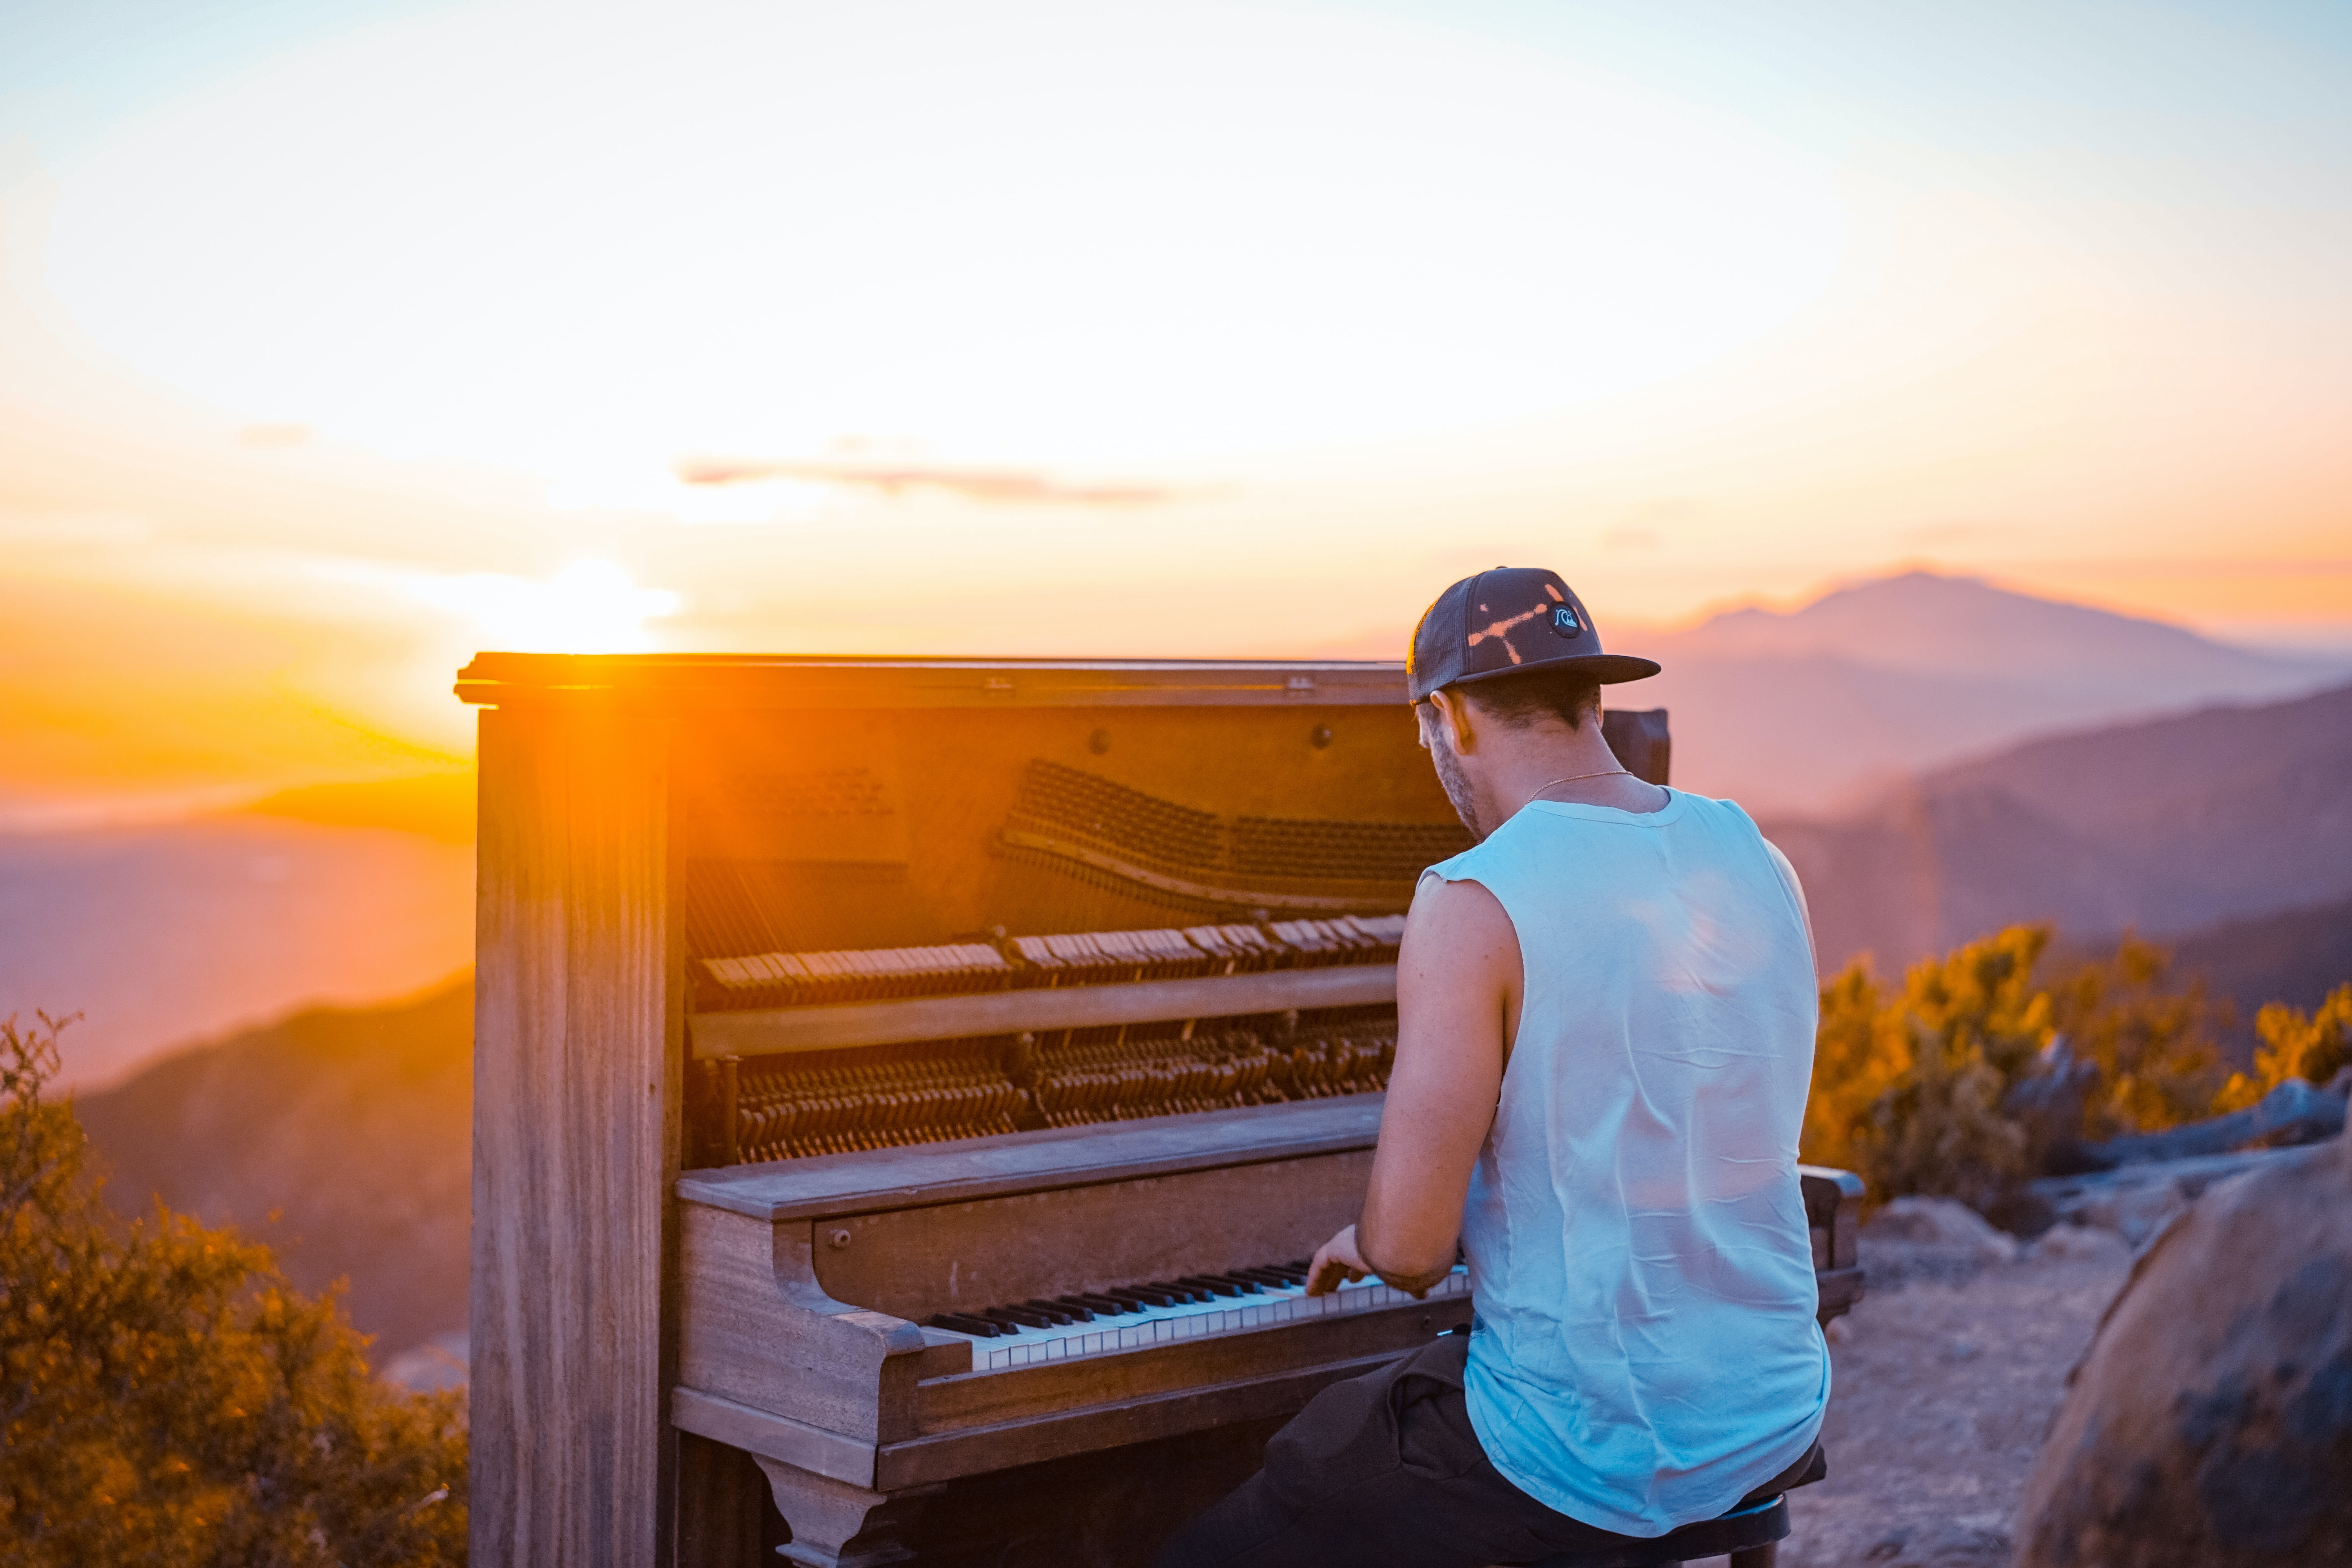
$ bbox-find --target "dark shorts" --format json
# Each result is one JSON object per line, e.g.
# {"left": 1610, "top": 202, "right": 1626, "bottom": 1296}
{"left": 1152, "top": 1335, "right": 1632, "bottom": 1568}
{"left": 1154, "top": 1335, "right": 1820, "bottom": 1568}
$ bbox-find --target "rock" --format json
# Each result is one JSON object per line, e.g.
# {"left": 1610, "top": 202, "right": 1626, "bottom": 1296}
{"left": 2014, "top": 1132, "right": 2352, "bottom": 1566}
{"left": 2068, "top": 1079, "right": 2347, "bottom": 1171}
{"left": 1864, "top": 1196, "right": 2019, "bottom": 1262}
{"left": 2023, "top": 1223, "right": 2127, "bottom": 1263}
{"left": 2024, "top": 1143, "right": 2316, "bottom": 1245}
{"left": 379, "top": 1328, "right": 470, "bottom": 1393}
{"left": 2073, "top": 1180, "right": 2188, "bottom": 1249}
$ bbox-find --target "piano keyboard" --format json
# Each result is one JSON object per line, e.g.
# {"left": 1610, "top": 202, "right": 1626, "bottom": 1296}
{"left": 927, "top": 1260, "right": 1473, "bottom": 1373}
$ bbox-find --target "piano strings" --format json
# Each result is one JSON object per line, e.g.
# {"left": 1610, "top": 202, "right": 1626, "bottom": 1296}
{"left": 710, "top": 1013, "right": 1401, "bottom": 1164}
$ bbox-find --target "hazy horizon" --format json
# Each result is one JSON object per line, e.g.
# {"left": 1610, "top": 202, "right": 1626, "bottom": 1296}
{"left": 5, "top": 0, "right": 2348, "bottom": 826}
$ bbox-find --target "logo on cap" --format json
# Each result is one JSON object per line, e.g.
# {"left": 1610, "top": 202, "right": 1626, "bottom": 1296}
{"left": 1552, "top": 605, "right": 1583, "bottom": 637}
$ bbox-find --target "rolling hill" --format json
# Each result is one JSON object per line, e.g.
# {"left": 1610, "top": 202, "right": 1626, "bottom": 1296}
{"left": 1763, "top": 679, "right": 2352, "bottom": 975}
{"left": 73, "top": 976, "right": 473, "bottom": 1366}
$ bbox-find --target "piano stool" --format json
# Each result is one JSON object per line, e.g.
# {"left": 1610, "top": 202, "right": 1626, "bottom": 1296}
{"left": 1500, "top": 1442, "right": 1830, "bottom": 1568}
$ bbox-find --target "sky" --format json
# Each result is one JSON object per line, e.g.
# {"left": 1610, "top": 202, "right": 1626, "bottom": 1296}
{"left": 3, "top": 0, "right": 2348, "bottom": 821}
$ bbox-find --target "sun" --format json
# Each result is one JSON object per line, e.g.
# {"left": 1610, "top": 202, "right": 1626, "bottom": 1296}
{"left": 439, "top": 561, "right": 681, "bottom": 654}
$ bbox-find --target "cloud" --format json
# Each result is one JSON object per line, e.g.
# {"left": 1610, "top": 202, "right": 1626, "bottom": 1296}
{"left": 673, "top": 457, "right": 1180, "bottom": 506}
{"left": 237, "top": 422, "right": 312, "bottom": 448}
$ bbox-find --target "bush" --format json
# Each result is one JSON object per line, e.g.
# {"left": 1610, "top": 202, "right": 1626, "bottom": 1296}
{"left": 1802, "top": 927, "right": 2047, "bottom": 1211}
{"left": 1803, "top": 926, "right": 2238, "bottom": 1210}
{"left": 2214, "top": 983, "right": 2352, "bottom": 1112}
{"left": 2040, "top": 933, "right": 2227, "bottom": 1138}
{"left": 0, "top": 1013, "right": 467, "bottom": 1567}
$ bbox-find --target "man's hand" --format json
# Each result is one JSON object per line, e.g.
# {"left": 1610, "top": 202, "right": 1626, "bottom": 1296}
{"left": 1306, "top": 1223, "right": 1371, "bottom": 1296}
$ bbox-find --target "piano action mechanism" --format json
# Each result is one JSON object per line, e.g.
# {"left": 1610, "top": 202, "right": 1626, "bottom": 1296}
{"left": 456, "top": 655, "right": 1858, "bottom": 1568}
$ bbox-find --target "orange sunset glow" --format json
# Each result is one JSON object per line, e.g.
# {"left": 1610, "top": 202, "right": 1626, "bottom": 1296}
{"left": 5, "top": 0, "right": 2351, "bottom": 1082}
{"left": 9, "top": 17, "right": 2352, "bottom": 1557}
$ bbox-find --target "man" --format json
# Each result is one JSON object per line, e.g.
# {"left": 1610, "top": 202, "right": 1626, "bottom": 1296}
{"left": 1158, "top": 568, "right": 1828, "bottom": 1568}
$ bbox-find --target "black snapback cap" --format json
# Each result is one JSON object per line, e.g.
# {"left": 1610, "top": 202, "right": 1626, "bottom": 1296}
{"left": 1406, "top": 567, "right": 1661, "bottom": 702}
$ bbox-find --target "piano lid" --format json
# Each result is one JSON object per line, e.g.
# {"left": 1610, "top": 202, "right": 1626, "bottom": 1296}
{"left": 677, "top": 1097, "right": 1383, "bottom": 1223}
{"left": 454, "top": 654, "right": 1412, "bottom": 710}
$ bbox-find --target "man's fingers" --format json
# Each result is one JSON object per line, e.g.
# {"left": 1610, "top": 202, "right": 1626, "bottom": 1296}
{"left": 1306, "top": 1253, "right": 1367, "bottom": 1297}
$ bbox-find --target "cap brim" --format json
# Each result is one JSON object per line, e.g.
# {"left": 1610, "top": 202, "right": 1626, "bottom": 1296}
{"left": 1452, "top": 653, "right": 1662, "bottom": 687}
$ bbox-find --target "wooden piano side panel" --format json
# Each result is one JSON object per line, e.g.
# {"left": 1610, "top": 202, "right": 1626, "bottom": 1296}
{"left": 471, "top": 700, "right": 677, "bottom": 1568}
{"left": 676, "top": 1203, "right": 935, "bottom": 1445}
{"left": 809, "top": 1151, "right": 1374, "bottom": 1323}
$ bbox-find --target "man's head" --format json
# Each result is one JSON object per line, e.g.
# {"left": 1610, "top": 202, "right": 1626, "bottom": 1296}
{"left": 1408, "top": 567, "right": 1659, "bottom": 837}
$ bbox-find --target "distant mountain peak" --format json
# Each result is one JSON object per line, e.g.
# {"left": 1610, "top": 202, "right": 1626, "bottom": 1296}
{"left": 1655, "top": 568, "right": 2327, "bottom": 682}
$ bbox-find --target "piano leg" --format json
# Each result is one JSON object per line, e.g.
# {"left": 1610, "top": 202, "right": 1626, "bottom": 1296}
{"left": 754, "top": 1459, "right": 942, "bottom": 1568}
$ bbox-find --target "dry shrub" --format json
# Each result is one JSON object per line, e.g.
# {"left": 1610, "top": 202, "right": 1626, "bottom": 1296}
{"left": 1802, "top": 927, "right": 2047, "bottom": 1211}
{"left": 2214, "top": 983, "right": 2352, "bottom": 1112}
{"left": 0, "top": 1013, "right": 467, "bottom": 1568}
{"left": 1803, "top": 926, "right": 2245, "bottom": 1209}
{"left": 2041, "top": 932, "right": 2229, "bottom": 1138}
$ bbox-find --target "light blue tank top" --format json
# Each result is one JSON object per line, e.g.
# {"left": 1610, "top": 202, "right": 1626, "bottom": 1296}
{"left": 1428, "top": 789, "right": 1829, "bottom": 1537}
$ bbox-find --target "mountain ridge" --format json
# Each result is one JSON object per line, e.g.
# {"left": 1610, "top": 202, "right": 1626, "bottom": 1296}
{"left": 1308, "top": 570, "right": 2345, "bottom": 815}
{"left": 1761, "top": 679, "right": 2352, "bottom": 974}
{"left": 74, "top": 976, "right": 473, "bottom": 1364}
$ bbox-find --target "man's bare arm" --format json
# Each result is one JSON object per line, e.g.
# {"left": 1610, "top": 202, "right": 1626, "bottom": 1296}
{"left": 1307, "top": 874, "right": 1518, "bottom": 1295}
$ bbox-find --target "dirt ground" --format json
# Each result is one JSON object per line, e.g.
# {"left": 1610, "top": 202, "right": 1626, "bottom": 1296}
{"left": 1780, "top": 1230, "right": 2134, "bottom": 1568}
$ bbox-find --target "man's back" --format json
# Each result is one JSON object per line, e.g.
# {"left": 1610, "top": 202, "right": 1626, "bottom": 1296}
{"left": 1159, "top": 568, "right": 1830, "bottom": 1568}
{"left": 1430, "top": 789, "right": 1828, "bottom": 1536}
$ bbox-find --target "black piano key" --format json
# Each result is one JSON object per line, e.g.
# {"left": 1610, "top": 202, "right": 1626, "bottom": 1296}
{"left": 1020, "top": 1299, "right": 1082, "bottom": 1324}
{"left": 1145, "top": 1281, "right": 1208, "bottom": 1304}
{"left": 984, "top": 1306, "right": 1054, "bottom": 1330}
{"left": 1199, "top": 1272, "right": 1266, "bottom": 1294}
{"left": 1174, "top": 1275, "right": 1242, "bottom": 1298}
{"left": 930, "top": 1313, "right": 1004, "bottom": 1338}
{"left": 1234, "top": 1267, "right": 1301, "bottom": 1287}
{"left": 1105, "top": 1286, "right": 1173, "bottom": 1309}
{"left": 1062, "top": 1293, "right": 1131, "bottom": 1316}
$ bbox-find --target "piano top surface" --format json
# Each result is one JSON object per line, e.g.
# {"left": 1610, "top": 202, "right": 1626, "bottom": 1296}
{"left": 677, "top": 1097, "right": 1385, "bottom": 1222}
{"left": 455, "top": 653, "right": 1413, "bottom": 709}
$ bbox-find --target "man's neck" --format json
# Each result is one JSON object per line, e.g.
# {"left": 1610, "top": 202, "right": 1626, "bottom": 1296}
{"left": 1481, "top": 722, "right": 1670, "bottom": 825}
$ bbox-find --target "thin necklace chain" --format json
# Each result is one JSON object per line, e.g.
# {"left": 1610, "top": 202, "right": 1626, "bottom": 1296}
{"left": 1530, "top": 766, "right": 1631, "bottom": 800}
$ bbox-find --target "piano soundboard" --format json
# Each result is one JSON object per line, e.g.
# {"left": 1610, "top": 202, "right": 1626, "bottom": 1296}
{"left": 454, "top": 655, "right": 1851, "bottom": 1568}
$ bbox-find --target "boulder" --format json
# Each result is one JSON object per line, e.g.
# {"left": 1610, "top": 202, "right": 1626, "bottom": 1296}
{"left": 2014, "top": 1130, "right": 2352, "bottom": 1566}
{"left": 2067, "top": 1076, "right": 2348, "bottom": 1171}
{"left": 1863, "top": 1196, "right": 2019, "bottom": 1262}
{"left": 2023, "top": 1223, "right": 2128, "bottom": 1264}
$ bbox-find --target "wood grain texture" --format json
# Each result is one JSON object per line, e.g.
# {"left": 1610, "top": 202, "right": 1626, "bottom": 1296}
{"left": 675, "top": 1204, "right": 929, "bottom": 1445}
{"left": 811, "top": 1152, "right": 1374, "bottom": 1323}
{"left": 677, "top": 1097, "right": 1383, "bottom": 1221}
{"left": 688, "top": 965, "right": 1398, "bottom": 1058}
{"left": 470, "top": 700, "right": 677, "bottom": 1568}
{"left": 673, "top": 1431, "right": 775, "bottom": 1568}
{"left": 883, "top": 1347, "right": 1429, "bottom": 1489}
{"left": 454, "top": 655, "right": 1414, "bottom": 711}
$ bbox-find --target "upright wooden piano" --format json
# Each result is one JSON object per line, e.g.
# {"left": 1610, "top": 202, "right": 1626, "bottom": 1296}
{"left": 458, "top": 655, "right": 1862, "bottom": 1568}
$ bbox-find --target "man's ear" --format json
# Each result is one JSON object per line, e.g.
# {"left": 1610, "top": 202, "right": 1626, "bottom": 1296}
{"left": 1430, "top": 688, "right": 1479, "bottom": 755}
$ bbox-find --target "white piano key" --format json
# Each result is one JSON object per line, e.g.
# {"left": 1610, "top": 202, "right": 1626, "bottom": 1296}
{"left": 944, "top": 1267, "right": 1470, "bottom": 1372}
